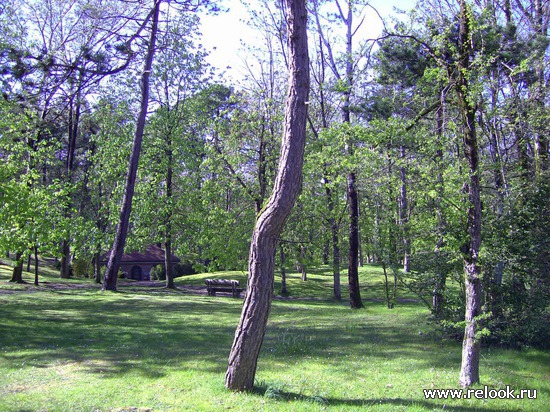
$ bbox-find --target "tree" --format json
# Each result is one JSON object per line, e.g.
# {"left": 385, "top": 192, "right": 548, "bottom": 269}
{"left": 103, "top": 0, "right": 161, "bottom": 291}
{"left": 0, "top": 97, "right": 68, "bottom": 284}
{"left": 138, "top": 6, "right": 210, "bottom": 288}
{"left": 225, "top": 0, "right": 309, "bottom": 391}
{"left": 309, "top": 0, "right": 372, "bottom": 308}
{"left": 455, "top": 0, "right": 483, "bottom": 388}
{"left": 306, "top": 32, "right": 347, "bottom": 300}
{"left": 0, "top": 0, "right": 152, "bottom": 279}
{"left": 82, "top": 96, "right": 135, "bottom": 283}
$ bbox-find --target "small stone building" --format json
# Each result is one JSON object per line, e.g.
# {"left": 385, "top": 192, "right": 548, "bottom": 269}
{"left": 102, "top": 245, "right": 180, "bottom": 281}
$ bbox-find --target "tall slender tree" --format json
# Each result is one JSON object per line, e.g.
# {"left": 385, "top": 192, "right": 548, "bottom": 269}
{"left": 225, "top": 0, "right": 309, "bottom": 391}
{"left": 103, "top": 0, "right": 161, "bottom": 291}
{"left": 456, "top": 0, "right": 483, "bottom": 388}
{"left": 309, "top": 0, "right": 368, "bottom": 308}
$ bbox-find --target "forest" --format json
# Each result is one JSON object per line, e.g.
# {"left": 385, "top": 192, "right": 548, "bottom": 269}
{"left": 0, "top": 0, "right": 548, "bottom": 409}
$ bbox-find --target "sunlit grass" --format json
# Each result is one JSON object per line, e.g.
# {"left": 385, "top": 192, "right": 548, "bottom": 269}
{"left": 0, "top": 261, "right": 548, "bottom": 411}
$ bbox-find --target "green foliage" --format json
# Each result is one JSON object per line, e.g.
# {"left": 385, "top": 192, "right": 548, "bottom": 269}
{"left": 72, "top": 257, "right": 92, "bottom": 278}
{"left": 149, "top": 261, "right": 197, "bottom": 281}
{"left": 482, "top": 174, "right": 550, "bottom": 348}
{"left": 376, "top": 33, "right": 432, "bottom": 89}
{"left": 0, "top": 99, "right": 70, "bottom": 258}
{"left": 149, "top": 263, "right": 166, "bottom": 281}
{"left": 485, "top": 281, "right": 549, "bottom": 348}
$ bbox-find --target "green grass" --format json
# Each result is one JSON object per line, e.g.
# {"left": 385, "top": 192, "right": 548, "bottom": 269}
{"left": 0, "top": 261, "right": 548, "bottom": 411}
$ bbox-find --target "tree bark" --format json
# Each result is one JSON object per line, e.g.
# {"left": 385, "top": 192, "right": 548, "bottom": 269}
{"left": 310, "top": 0, "right": 359, "bottom": 306}
{"left": 317, "top": 30, "right": 340, "bottom": 300}
{"left": 164, "top": 238, "right": 174, "bottom": 288}
{"left": 399, "top": 145, "right": 410, "bottom": 272}
{"left": 342, "top": 3, "right": 361, "bottom": 309}
{"left": 457, "top": 0, "right": 483, "bottom": 388}
{"left": 433, "top": 91, "right": 446, "bottom": 317}
{"left": 279, "top": 243, "right": 288, "bottom": 294}
{"left": 60, "top": 240, "right": 71, "bottom": 279}
{"left": 103, "top": 0, "right": 160, "bottom": 291}
{"left": 532, "top": 0, "right": 548, "bottom": 175}
{"left": 34, "top": 246, "right": 39, "bottom": 286}
{"left": 325, "top": 175, "right": 341, "bottom": 300}
{"left": 486, "top": 67, "right": 506, "bottom": 314}
{"left": 225, "top": 0, "right": 309, "bottom": 391}
{"left": 9, "top": 252, "right": 24, "bottom": 284}
{"left": 93, "top": 251, "right": 102, "bottom": 284}
{"left": 165, "top": 137, "right": 175, "bottom": 289}
{"left": 347, "top": 170, "right": 362, "bottom": 308}
{"left": 299, "top": 244, "right": 307, "bottom": 281}
{"left": 60, "top": 72, "right": 84, "bottom": 279}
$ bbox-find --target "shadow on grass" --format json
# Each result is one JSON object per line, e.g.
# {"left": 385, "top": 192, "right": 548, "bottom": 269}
{"left": 252, "top": 385, "right": 500, "bottom": 412}
{"left": 1, "top": 285, "right": 547, "bottom": 412}
{"left": 260, "top": 301, "right": 463, "bottom": 373}
{"left": 0, "top": 290, "right": 242, "bottom": 379}
{"left": 0, "top": 287, "right": 458, "bottom": 381}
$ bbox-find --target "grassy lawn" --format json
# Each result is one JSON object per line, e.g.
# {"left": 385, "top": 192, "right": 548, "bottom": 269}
{"left": 0, "top": 261, "right": 548, "bottom": 411}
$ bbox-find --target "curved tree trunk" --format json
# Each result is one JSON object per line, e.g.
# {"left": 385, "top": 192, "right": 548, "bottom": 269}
{"left": 225, "top": 0, "right": 309, "bottom": 391}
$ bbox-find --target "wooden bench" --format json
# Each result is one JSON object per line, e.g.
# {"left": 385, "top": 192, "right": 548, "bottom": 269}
{"left": 205, "top": 279, "right": 244, "bottom": 298}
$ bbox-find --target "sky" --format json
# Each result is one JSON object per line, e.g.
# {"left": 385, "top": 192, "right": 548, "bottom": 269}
{"left": 199, "top": 0, "right": 416, "bottom": 84}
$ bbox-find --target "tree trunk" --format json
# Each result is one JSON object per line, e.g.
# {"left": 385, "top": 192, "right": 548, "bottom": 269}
{"left": 165, "top": 137, "right": 175, "bottom": 289}
{"left": 60, "top": 72, "right": 83, "bottom": 279}
{"left": 225, "top": 0, "right": 309, "bottom": 391}
{"left": 311, "top": 0, "right": 359, "bottom": 305}
{"left": 331, "top": 222, "right": 341, "bottom": 300}
{"left": 324, "top": 174, "right": 341, "bottom": 300}
{"left": 299, "top": 244, "right": 307, "bottom": 281}
{"left": 382, "top": 262, "right": 393, "bottom": 309}
{"left": 165, "top": 238, "right": 174, "bottom": 289}
{"left": 93, "top": 251, "right": 102, "bottom": 284}
{"left": 34, "top": 246, "right": 39, "bottom": 286}
{"left": 433, "top": 91, "right": 447, "bottom": 318}
{"left": 486, "top": 69, "right": 506, "bottom": 314}
{"left": 347, "top": 170, "right": 362, "bottom": 308}
{"left": 399, "top": 145, "right": 410, "bottom": 272}
{"left": 342, "top": 5, "right": 361, "bottom": 309}
{"left": 533, "top": 0, "right": 548, "bottom": 175}
{"left": 60, "top": 240, "right": 71, "bottom": 279}
{"left": 457, "top": 0, "right": 483, "bottom": 388}
{"left": 279, "top": 243, "right": 288, "bottom": 295}
{"left": 103, "top": 0, "right": 160, "bottom": 291}
{"left": 10, "top": 252, "right": 24, "bottom": 283}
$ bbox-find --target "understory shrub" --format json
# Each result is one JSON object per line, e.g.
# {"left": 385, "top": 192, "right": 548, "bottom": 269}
{"left": 150, "top": 261, "right": 197, "bottom": 280}
{"left": 72, "top": 257, "right": 92, "bottom": 278}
